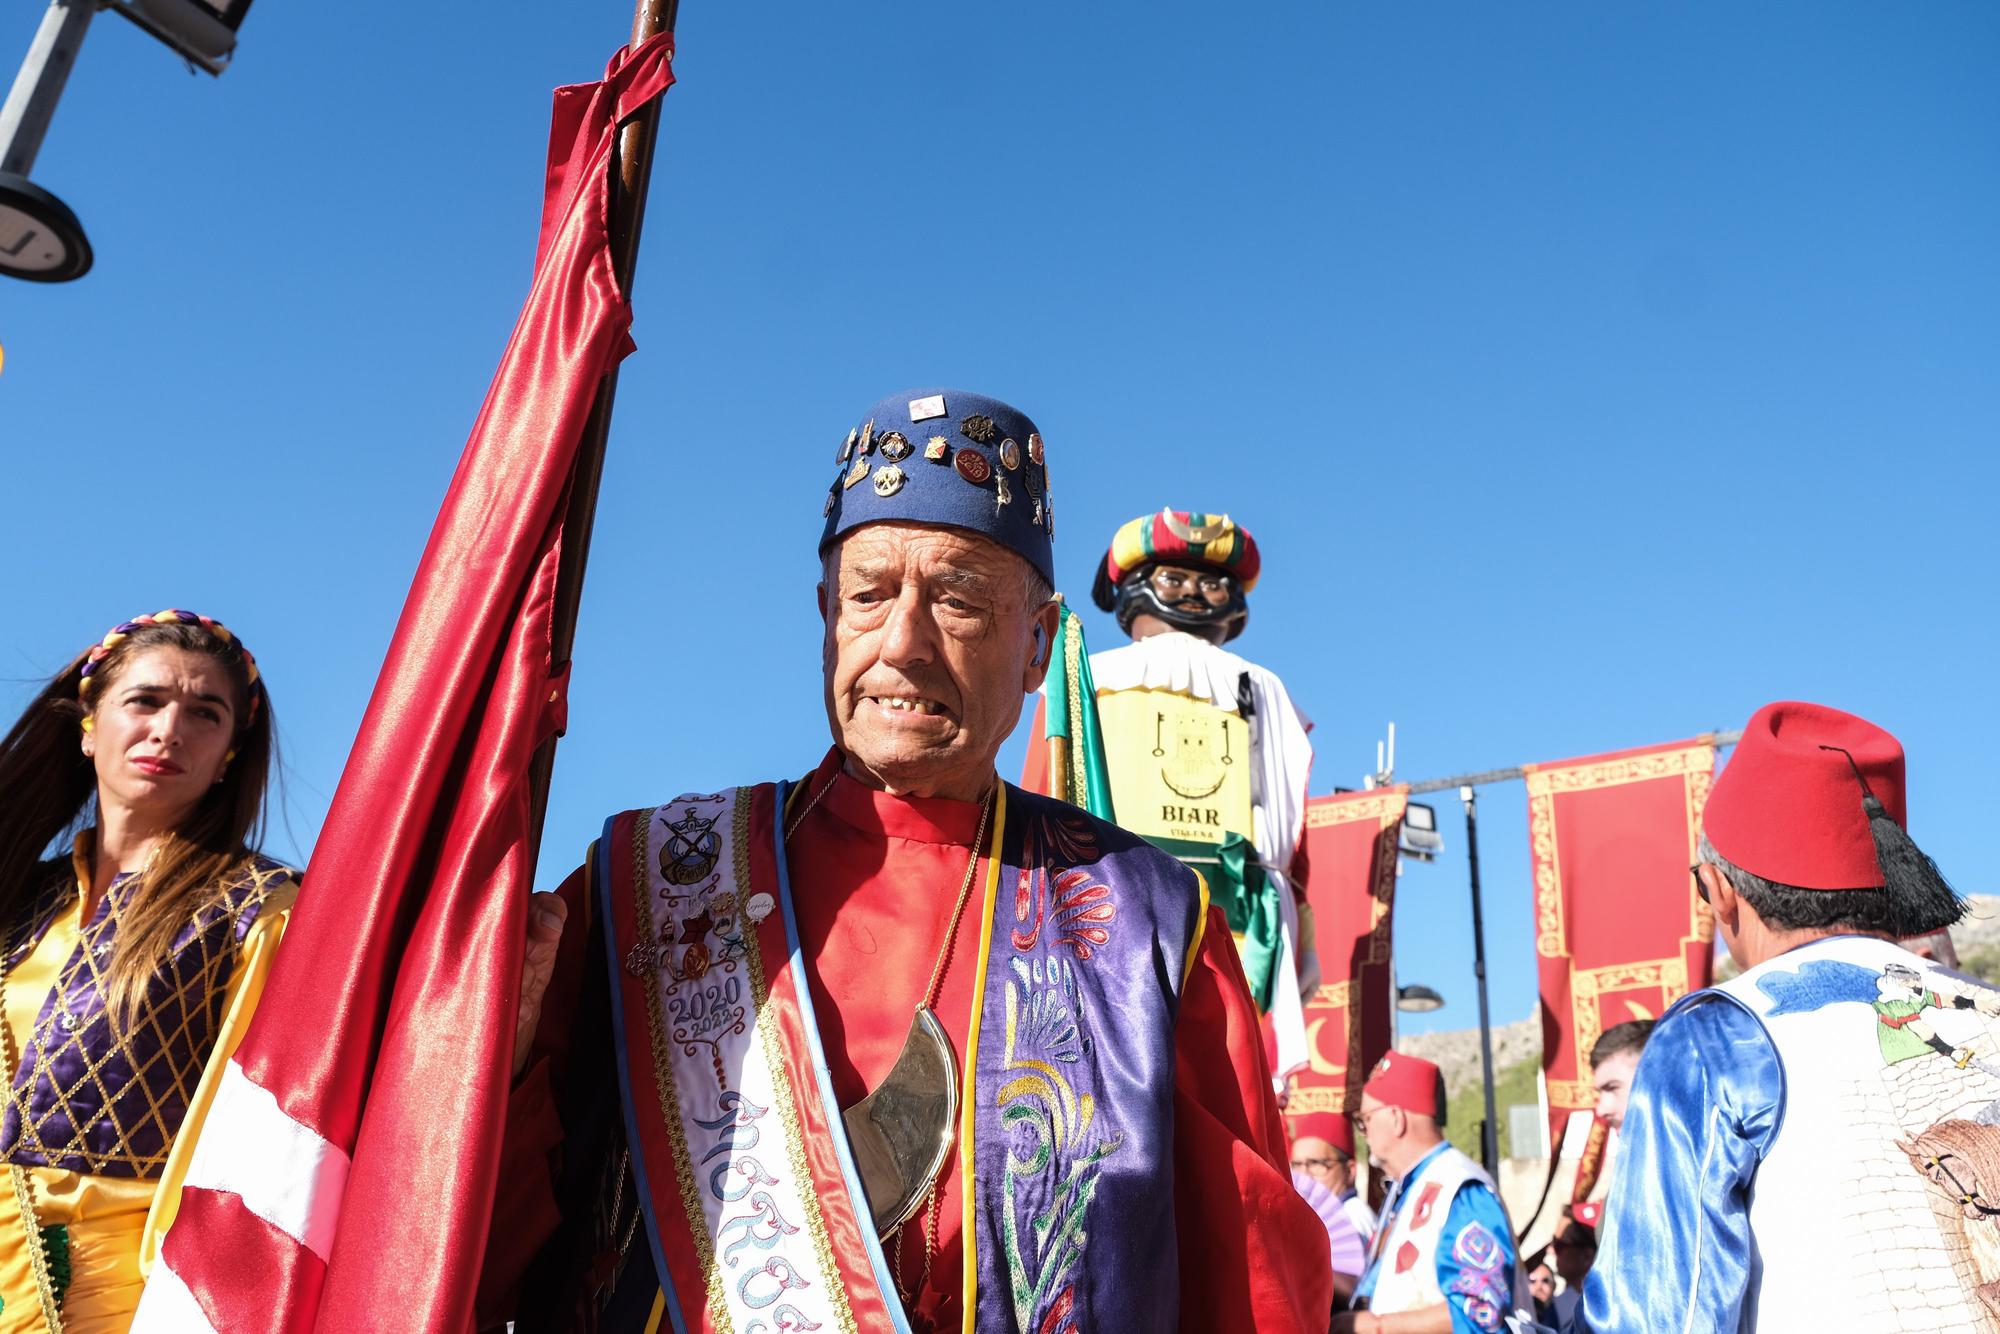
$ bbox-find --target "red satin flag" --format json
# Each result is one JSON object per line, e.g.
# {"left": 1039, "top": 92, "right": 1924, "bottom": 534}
{"left": 137, "top": 37, "right": 676, "bottom": 1334}
{"left": 1524, "top": 738, "right": 1716, "bottom": 1194}
{"left": 1286, "top": 788, "right": 1406, "bottom": 1118}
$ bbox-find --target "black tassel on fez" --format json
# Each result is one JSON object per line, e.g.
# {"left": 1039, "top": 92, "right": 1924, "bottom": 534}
{"left": 1820, "top": 744, "right": 1966, "bottom": 936}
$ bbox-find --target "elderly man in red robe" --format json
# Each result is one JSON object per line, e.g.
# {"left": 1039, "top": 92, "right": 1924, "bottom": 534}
{"left": 482, "top": 389, "right": 1333, "bottom": 1333}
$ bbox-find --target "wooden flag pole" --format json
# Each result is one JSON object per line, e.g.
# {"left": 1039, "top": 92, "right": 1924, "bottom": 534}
{"left": 525, "top": 0, "right": 678, "bottom": 860}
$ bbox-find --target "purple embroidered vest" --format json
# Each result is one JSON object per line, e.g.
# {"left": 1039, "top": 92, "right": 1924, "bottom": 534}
{"left": 970, "top": 785, "right": 1196, "bottom": 1334}
{"left": 602, "top": 780, "right": 1199, "bottom": 1333}
{"left": 0, "top": 854, "right": 295, "bottom": 1178}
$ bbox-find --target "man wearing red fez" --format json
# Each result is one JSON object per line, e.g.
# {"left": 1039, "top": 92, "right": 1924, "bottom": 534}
{"left": 1291, "top": 1110, "right": 1378, "bottom": 1248}
{"left": 1585, "top": 701, "right": 2000, "bottom": 1332}
{"left": 1025, "top": 509, "right": 1321, "bottom": 1081}
{"left": 1334, "top": 1052, "right": 1533, "bottom": 1334}
{"left": 1290, "top": 1111, "right": 1372, "bottom": 1299}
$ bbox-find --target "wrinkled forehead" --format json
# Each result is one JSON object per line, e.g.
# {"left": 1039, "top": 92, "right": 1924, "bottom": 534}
{"left": 826, "top": 520, "right": 1036, "bottom": 588}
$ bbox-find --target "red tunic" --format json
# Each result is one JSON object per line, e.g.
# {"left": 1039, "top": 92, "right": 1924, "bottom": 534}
{"left": 485, "top": 753, "right": 1332, "bottom": 1331}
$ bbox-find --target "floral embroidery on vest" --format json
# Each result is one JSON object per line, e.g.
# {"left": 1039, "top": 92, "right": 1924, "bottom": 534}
{"left": 996, "top": 805, "right": 1127, "bottom": 1334}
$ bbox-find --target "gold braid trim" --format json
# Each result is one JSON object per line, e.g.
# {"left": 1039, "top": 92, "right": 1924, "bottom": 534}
{"left": 629, "top": 792, "right": 861, "bottom": 1334}
{"left": 627, "top": 810, "right": 735, "bottom": 1331}
{"left": 5, "top": 1164, "right": 64, "bottom": 1332}
{"left": 1, "top": 898, "right": 66, "bottom": 1333}
{"left": 1063, "top": 614, "right": 1088, "bottom": 801}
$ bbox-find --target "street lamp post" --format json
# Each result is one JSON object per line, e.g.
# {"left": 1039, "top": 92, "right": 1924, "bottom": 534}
{"left": 0, "top": 0, "right": 96, "bottom": 281}
{"left": 0, "top": 0, "right": 254, "bottom": 282}
{"left": 1461, "top": 784, "right": 1502, "bottom": 1176}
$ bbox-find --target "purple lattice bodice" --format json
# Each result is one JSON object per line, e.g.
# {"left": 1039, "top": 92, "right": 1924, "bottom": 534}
{"left": 0, "top": 854, "right": 294, "bottom": 1177}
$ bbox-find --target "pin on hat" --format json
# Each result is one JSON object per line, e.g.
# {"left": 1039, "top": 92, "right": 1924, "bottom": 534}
{"left": 819, "top": 388, "right": 1055, "bottom": 586}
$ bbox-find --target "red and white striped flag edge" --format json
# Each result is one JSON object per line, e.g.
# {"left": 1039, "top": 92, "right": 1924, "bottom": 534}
{"left": 133, "top": 34, "right": 676, "bottom": 1333}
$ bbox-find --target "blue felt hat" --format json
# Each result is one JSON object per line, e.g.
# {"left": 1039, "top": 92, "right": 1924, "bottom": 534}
{"left": 817, "top": 388, "right": 1056, "bottom": 586}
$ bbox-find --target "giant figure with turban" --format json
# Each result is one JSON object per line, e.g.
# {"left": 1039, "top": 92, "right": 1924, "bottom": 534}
{"left": 1024, "top": 509, "right": 1318, "bottom": 1081}
{"left": 483, "top": 394, "right": 1333, "bottom": 1333}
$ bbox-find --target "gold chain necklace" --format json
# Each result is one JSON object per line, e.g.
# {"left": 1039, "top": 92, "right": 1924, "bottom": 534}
{"left": 784, "top": 770, "right": 995, "bottom": 1309}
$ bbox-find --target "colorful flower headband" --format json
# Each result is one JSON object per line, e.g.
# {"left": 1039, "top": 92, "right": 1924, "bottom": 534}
{"left": 77, "top": 609, "right": 262, "bottom": 734}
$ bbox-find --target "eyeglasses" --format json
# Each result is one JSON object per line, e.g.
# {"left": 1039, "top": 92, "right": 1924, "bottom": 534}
{"left": 1290, "top": 1154, "right": 1345, "bottom": 1172}
{"left": 1690, "top": 862, "right": 1709, "bottom": 904}
{"left": 1350, "top": 1104, "right": 1391, "bottom": 1133}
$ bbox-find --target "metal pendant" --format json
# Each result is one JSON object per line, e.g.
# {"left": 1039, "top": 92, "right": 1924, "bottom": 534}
{"left": 841, "top": 1004, "right": 958, "bottom": 1238}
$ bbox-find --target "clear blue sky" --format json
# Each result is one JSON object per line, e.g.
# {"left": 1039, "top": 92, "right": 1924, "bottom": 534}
{"left": 4, "top": 0, "right": 1996, "bottom": 1038}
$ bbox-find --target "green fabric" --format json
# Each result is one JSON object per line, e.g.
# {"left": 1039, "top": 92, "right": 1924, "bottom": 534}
{"left": 1041, "top": 605, "right": 1117, "bottom": 822}
{"left": 1874, "top": 993, "right": 1938, "bottom": 1065}
{"left": 39, "top": 1223, "right": 68, "bottom": 1306}
{"left": 1147, "top": 832, "right": 1278, "bottom": 1011}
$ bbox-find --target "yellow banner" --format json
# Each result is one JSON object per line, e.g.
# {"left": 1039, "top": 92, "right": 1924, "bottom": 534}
{"left": 1096, "top": 689, "right": 1253, "bottom": 845}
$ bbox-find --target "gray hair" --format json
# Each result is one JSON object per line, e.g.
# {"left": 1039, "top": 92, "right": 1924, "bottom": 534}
{"left": 1696, "top": 832, "right": 1958, "bottom": 937}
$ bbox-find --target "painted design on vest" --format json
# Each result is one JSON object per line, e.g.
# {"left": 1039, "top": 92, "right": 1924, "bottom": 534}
{"left": 1898, "top": 1119, "right": 2000, "bottom": 1316}
{"left": 1447, "top": 1221, "right": 1508, "bottom": 1332}
{"left": 1408, "top": 1181, "right": 1441, "bottom": 1228}
{"left": 1873, "top": 964, "right": 2000, "bottom": 1069}
{"left": 996, "top": 806, "right": 1124, "bottom": 1334}
{"left": 1758, "top": 959, "right": 1879, "bottom": 1015}
{"left": 1745, "top": 943, "right": 2000, "bottom": 1331}
{"left": 1759, "top": 960, "right": 2000, "bottom": 1069}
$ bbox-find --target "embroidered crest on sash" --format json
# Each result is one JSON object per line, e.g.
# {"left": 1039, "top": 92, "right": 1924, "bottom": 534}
{"left": 626, "top": 790, "right": 860, "bottom": 1333}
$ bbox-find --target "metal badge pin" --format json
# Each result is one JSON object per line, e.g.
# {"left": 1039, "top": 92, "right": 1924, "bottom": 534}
{"left": 960, "top": 414, "right": 999, "bottom": 445}
{"left": 1032, "top": 498, "right": 1044, "bottom": 527}
{"left": 954, "top": 448, "right": 992, "bottom": 484}
{"left": 999, "top": 438, "right": 1021, "bottom": 470}
{"left": 859, "top": 418, "right": 877, "bottom": 456}
{"left": 57, "top": 1012, "right": 79, "bottom": 1034}
{"left": 878, "top": 431, "right": 913, "bottom": 462}
{"left": 844, "top": 458, "right": 870, "bottom": 488}
{"left": 925, "top": 435, "right": 950, "bottom": 461}
{"left": 909, "top": 394, "right": 948, "bottom": 422}
{"left": 1028, "top": 432, "right": 1044, "bottom": 466}
{"left": 823, "top": 488, "right": 838, "bottom": 516}
{"left": 994, "top": 472, "right": 1012, "bottom": 511}
{"left": 840, "top": 427, "right": 858, "bottom": 463}
{"left": 873, "top": 464, "right": 906, "bottom": 497}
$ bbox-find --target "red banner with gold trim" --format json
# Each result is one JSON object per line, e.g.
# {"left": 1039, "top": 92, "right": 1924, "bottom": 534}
{"left": 1526, "top": 738, "right": 1717, "bottom": 1184}
{"left": 1287, "top": 788, "right": 1406, "bottom": 1116}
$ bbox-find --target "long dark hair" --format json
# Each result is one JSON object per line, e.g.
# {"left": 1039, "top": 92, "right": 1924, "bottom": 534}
{"left": 0, "top": 618, "right": 276, "bottom": 1023}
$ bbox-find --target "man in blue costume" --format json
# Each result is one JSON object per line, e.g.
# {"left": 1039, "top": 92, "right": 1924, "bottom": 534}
{"left": 1334, "top": 1052, "right": 1533, "bottom": 1334}
{"left": 1584, "top": 701, "right": 2000, "bottom": 1332}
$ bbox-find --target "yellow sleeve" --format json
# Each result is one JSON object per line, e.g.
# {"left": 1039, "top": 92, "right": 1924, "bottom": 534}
{"left": 138, "top": 878, "right": 301, "bottom": 1275}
